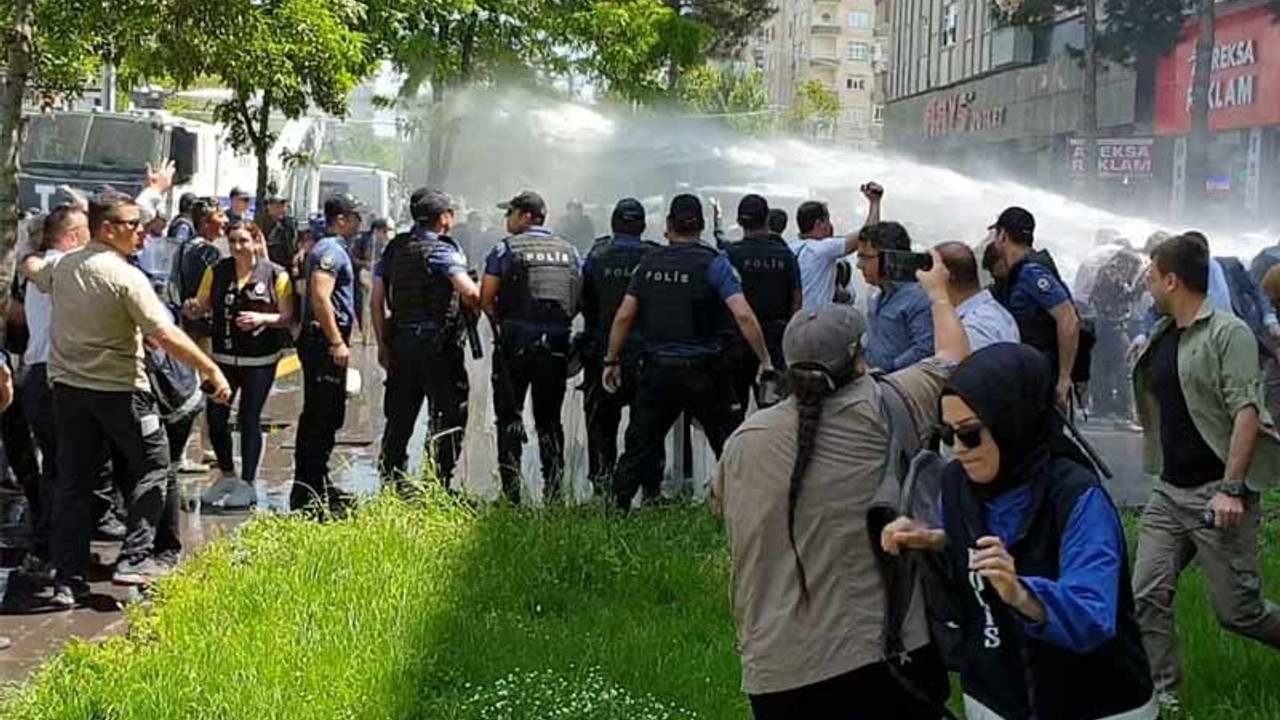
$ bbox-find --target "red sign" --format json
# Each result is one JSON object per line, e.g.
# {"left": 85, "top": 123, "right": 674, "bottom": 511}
{"left": 924, "top": 91, "right": 1007, "bottom": 138}
{"left": 1154, "top": 6, "right": 1280, "bottom": 135}
{"left": 1068, "top": 138, "right": 1154, "bottom": 179}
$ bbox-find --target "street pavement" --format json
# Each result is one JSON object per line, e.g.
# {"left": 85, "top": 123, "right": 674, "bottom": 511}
{"left": 0, "top": 342, "right": 1156, "bottom": 684}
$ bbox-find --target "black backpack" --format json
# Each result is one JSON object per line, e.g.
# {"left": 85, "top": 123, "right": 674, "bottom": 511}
{"left": 145, "top": 345, "right": 205, "bottom": 424}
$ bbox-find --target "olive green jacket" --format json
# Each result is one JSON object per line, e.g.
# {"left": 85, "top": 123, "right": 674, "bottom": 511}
{"left": 1133, "top": 301, "right": 1280, "bottom": 491}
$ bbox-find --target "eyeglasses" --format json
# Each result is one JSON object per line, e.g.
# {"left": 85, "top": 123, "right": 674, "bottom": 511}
{"left": 106, "top": 218, "right": 143, "bottom": 230}
{"left": 855, "top": 252, "right": 879, "bottom": 264}
{"left": 938, "top": 421, "right": 985, "bottom": 449}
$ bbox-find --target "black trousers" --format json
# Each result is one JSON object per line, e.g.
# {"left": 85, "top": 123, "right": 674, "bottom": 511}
{"left": 1090, "top": 318, "right": 1132, "bottom": 418}
{"left": 208, "top": 363, "right": 277, "bottom": 483}
{"left": 156, "top": 413, "right": 195, "bottom": 556}
{"left": 379, "top": 328, "right": 469, "bottom": 489}
{"left": 492, "top": 338, "right": 568, "bottom": 504}
{"left": 293, "top": 331, "right": 349, "bottom": 505}
{"left": 725, "top": 334, "right": 786, "bottom": 432}
{"left": 582, "top": 354, "right": 663, "bottom": 497}
{"left": 748, "top": 646, "right": 950, "bottom": 720}
{"left": 51, "top": 384, "right": 168, "bottom": 579}
{"left": 613, "top": 354, "right": 737, "bottom": 510}
{"left": 26, "top": 365, "right": 120, "bottom": 558}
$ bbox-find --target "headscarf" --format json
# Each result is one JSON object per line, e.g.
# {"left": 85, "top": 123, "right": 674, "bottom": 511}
{"left": 941, "top": 343, "right": 1073, "bottom": 499}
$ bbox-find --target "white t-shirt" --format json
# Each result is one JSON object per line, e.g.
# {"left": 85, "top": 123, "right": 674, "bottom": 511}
{"left": 788, "top": 237, "right": 851, "bottom": 311}
{"left": 23, "top": 248, "right": 63, "bottom": 366}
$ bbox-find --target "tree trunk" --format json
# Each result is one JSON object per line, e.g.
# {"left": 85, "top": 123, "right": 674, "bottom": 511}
{"left": 253, "top": 93, "right": 272, "bottom": 224}
{"left": 1080, "top": 0, "right": 1099, "bottom": 199}
{"left": 0, "top": 0, "right": 34, "bottom": 350}
{"left": 1186, "top": 0, "right": 1215, "bottom": 215}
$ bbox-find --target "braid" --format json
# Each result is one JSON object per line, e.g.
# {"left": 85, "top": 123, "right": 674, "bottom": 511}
{"left": 785, "top": 367, "right": 836, "bottom": 608}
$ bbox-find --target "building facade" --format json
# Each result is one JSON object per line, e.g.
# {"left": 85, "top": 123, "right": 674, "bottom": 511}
{"left": 1154, "top": 1, "right": 1280, "bottom": 221}
{"left": 748, "top": 0, "right": 886, "bottom": 148}
{"left": 879, "top": 0, "right": 1159, "bottom": 213}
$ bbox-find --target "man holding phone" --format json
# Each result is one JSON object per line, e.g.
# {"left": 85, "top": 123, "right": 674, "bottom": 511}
{"left": 788, "top": 182, "right": 883, "bottom": 311}
{"left": 856, "top": 221, "right": 935, "bottom": 372}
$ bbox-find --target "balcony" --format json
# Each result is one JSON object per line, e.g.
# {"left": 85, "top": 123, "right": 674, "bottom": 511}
{"left": 809, "top": 55, "right": 841, "bottom": 68}
{"left": 811, "top": 23, "right": 842, "bottom": 35}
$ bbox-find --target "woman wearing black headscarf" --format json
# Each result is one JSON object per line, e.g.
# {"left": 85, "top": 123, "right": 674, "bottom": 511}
{"left": 883, "top": 343, "right": 1156, "bottom": 720}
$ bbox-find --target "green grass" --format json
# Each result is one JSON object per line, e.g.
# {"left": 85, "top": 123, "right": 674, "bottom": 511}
{"left": 2, "top": 493, "right": 1278, "bottom": 719}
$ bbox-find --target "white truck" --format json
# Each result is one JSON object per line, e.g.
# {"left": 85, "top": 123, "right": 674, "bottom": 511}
{"left": 19, "top": 109, "right": 325, "bottom": 219}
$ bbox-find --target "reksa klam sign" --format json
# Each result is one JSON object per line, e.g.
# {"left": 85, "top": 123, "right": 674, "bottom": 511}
{"left": 1155, "top": 6, "right": 1279, "bottom": 135}
{"left": 1068, "top": 139, "right": 1154, "bottom": 179}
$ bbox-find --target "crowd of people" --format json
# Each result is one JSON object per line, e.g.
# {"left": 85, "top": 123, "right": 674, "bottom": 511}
{"left": 0, "top": 159, "right": 1276, "bottom": 720}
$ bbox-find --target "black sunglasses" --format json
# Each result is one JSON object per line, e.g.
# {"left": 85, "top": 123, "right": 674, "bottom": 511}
{"left": 106, "top": 217, "right": 143, "bottom": 229}
{"left": 938, "top": 422, "right": 985, "bottom": 449}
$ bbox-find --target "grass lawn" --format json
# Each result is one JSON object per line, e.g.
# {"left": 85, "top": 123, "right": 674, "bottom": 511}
{"left": 2, "top": 493, "right": 1278, "bottom": 719}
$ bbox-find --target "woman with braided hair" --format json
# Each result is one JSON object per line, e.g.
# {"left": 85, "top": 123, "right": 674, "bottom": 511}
{"left": 712, "top": 251, "right": 969, "bottom": 720}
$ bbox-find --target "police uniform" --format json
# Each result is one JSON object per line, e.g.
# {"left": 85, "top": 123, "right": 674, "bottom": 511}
{"left": 293, "top": 228, "right": 357, "bottom": 509}
{"left": 377, "top": 225, "right": 471, "bottom": 489}
{"left": 724, "top": 232, "right": 800, "bottom": 425}
{"left": 485, "top": 226, "right": 581, "bottom": 504}
{"left": 203, "top": 257, "right": 289, "bottom": 488}
{"left": 612, "top": 241, "right": 742, "bottom": 510}
{"left": 998, "top": 258, "right": 1072, "bottom": 378}
{"left": 580, "top": 230, "right": 661, "bottom": 493}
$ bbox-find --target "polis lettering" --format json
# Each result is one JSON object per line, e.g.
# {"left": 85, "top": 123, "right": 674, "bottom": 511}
{"left": 520, "top": 250, "right": 571, "bottom": 264}
{"left": 743, "top": 258, "right": 785, "bottom": 271}
{"left": 646, "top": 270, "right": 690, "bottom": 284}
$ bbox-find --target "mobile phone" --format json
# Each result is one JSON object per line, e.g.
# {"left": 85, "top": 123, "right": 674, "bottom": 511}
{"left": 880, "top": 249, "right": 933, "bottom": 283}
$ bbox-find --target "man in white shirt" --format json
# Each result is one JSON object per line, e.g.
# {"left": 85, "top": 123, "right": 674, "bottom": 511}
{"left": 788, "top": 182, "right": 882, "bottom": 311}
{"left": 935, "top": 241, "right": 1020, "bottom": 351}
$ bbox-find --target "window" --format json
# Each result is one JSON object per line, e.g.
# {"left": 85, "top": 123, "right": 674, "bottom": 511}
{"left": 848, "top": 42, "right": 870, "bottom": 61}
{"left": 850, "top": 11, "right": 869, "bottom": 28}
{"left": 873, "top": 104, "right": 885, "bottom": 125}
{"left": 942, "top": 2, "right": 959, "bottom": 47}
{"left": 846, "top": 77, "right": 868, "bottom": 91}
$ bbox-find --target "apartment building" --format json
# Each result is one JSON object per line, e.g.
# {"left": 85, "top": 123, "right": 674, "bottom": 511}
{"left": 748, "top": 0, "right": 886, "bottom": 149}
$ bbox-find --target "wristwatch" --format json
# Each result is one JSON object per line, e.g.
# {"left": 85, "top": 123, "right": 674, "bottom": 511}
{"left": 1220, "top": 480, "right": 1250, "bottom": 498}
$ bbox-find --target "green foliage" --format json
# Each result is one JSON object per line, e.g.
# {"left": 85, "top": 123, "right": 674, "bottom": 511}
{"left": 3, "top": 494, "right": 1280, "bottom": 718}
{"left": 674, "top": 65, "right": 770, "bottom": 136}
{"left": 567, "top": 0, "right": 711, "bottom": 103}
{"left": 787, "top": 78, "right": 840, "bottom": 136}
{"left": 129, "top": 0, "right": 379, "bottom": 171}
{"left": 660, "top": 0, "right": 774, "bottom": 58}
{"left": 988, "top": 0, "right": 1193, "bottom": 64}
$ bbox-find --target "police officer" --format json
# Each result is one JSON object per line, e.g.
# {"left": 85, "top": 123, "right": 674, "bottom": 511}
{"left": 481, "top": 191, "right": 581, "bottom": 505}
{"left": 989, "top": 206, "right": 1082, "bottom": 409}
{"left": 375, "top": 191, "right": 479, "bottom": 492}
{"left": 168, "top": 192, "right": 198, "bottom": 244}
{"left": 227, "top": 186, "right": 252, "bottom": 225}
{"left": 723, "top": 194, "right": 801, "bottom": 427}
{"left": 262, "top": 194, "right": 298, "bottom": 271}
{"left": 291, "top": 194, "right": 362, "bottom": 513}
{"left": 604, "top": 194, "right": 774, "bottom": 511}
{"left": 580, "top": 198, "right": 662, "bottom": 495}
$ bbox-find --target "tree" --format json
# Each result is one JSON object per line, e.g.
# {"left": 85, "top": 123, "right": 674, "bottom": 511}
{"left": 134, "top": 0, "right": 380, "bottom": 210}
{"left": 674, "top": 64, "right": 770, "bottom": 136}
{"left": 660, "top": 0, "right": 774, "bottom": 58}
{"left": 787, "top": 79, "right": 840, "bottom": 140}
{"left": 383, "top": 0, "right": 711, "bottom": 184}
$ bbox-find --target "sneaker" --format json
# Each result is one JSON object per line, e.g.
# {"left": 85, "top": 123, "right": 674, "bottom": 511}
{"left": 177, "top": 458, "right": 207, "bottom": 475}
{"left": 1157, "top": 692, "right": 1181, "bottom": 715}
{"left": 202, "top": 450, "right": 217, "bottom": 465}
{"left": 49, "top": 578, "right": 90, "bottom": 610}
{"left": 214, "top": 479, "right": 256, "bottom": 510}
{"left": 112, "top": 556, "right": 173, "bottom": 587}
{"left": 200, "top": 474, "right": 241, "bottom": 506}
{"left": 93, "top": 515, "right": 127, "bottom": 541}
{"left": 155, "top": 550, "right": 181, "bottom": 571}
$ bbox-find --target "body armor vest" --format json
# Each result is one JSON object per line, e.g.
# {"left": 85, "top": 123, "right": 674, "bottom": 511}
{"left": 210, "top": 257, "right": 285, "bottom": 365}
{"left": 726, "top": 236, "right": 797, "bottom": 333}
{"left": 633, "top": 243, "right": 721, "bottom": 346}
{"left": 496, "top": 232, "right": 580, "bottom": 327}
{"left": 586, "top": 238, "right": 658, "bottom": 340}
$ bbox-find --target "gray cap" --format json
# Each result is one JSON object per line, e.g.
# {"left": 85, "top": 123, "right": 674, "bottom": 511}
{"left": 782, "top": 304, "right": 867, "bottom": 372}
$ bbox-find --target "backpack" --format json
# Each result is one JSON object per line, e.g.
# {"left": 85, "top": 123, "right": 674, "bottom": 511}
{"left": 866, "top": 378, "right": 962, "bottom": 719}
{"left": 145, "top": 345, "right": 205, "bottom": 423}
{"left": 1027, "top": 249, "right": 1097, "bottom": 384}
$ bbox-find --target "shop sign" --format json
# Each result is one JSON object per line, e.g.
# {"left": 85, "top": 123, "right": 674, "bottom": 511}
{"left": 1068, "top": 138, "right": 1154, "bottom": 179}
{"left": 1155, "top": 6, "right": 1280, "bottom": 135}
{"left": 924, "top": 91, "right": 1006, "bottom": 138}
